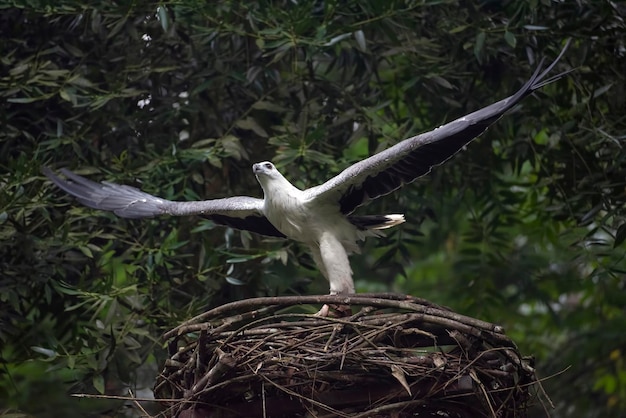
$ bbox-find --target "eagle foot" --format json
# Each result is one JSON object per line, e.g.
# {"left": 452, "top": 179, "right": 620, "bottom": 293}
{"left": 314, "top": 303, "right": 352, "bottom": 318}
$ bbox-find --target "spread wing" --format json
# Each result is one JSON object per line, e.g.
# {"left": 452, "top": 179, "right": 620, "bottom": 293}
{"left": 43, "top": 168, "right": 286, "bottom": 238}
{"left": 304, "top": 40, "right": 571, "bottom": 215}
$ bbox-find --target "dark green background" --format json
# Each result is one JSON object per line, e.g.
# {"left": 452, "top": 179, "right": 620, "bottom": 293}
{"left": 1, "top": 1, "right": 624, "bottom": 416}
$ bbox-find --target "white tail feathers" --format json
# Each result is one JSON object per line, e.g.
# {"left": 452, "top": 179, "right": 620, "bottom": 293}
{"left": 370, "top": 214, "right": 406, "bottom": 230}
{"left": 348, "top": 214, "right": 406, "bottom": 232}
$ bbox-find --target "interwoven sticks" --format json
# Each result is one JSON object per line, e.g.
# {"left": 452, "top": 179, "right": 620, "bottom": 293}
{"left": 155, "top": 294, "right": 542, "bottom": 417}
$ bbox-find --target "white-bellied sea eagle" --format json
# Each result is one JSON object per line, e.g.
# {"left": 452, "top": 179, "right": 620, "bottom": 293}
{"left": 44, "top": 42, "right": 570, "bottom": 299}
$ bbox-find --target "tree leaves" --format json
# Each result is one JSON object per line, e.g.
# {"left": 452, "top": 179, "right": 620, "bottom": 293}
{"left": 1, "top": 0, "right": 625, "bottom": 416}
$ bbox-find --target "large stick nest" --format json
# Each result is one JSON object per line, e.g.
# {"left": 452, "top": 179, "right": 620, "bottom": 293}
{"left": 155, "top": 294, "right": 544, "bottom": 417}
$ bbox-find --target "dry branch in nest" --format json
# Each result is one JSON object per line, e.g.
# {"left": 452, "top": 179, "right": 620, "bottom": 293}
{"left": 154, "top": 294, "right": 546, "bottom": 417}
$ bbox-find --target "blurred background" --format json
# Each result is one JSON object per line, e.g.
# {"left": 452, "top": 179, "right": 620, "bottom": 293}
{"left": 1, "top": 1, "right": 624, "bottom": 416}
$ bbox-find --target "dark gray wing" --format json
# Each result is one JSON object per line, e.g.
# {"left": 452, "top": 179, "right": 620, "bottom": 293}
{"left": 304, "top": 40, "right": 571, "bottom": 215}
{"left": 43, "top": 168, "right": 286, "bottom": 238}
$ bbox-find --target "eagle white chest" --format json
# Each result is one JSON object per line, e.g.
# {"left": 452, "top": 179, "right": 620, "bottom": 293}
{"left": 263, "top": 186, "right": 312, "bottom": 241}
{"left": 256, "top": 166, "right": 356, "bottom": 247}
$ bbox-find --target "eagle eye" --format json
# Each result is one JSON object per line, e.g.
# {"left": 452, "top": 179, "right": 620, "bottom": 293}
{"left": 264, "top": 163, "right": 273, "bottom": 170}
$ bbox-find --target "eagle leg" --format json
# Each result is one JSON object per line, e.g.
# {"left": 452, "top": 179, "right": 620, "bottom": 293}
{"left": 310, "top": 233, "right": 355, "bottom": 317}
{"left": 318, "top": 231, "right": 355, "bottom": 294}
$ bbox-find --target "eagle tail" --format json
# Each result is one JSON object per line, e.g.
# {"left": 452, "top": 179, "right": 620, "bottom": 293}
{"left": 349, "top": 214, "right": 405, "bottom": 231}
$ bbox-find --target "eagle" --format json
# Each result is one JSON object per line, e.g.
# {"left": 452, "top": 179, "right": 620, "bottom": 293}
{"left": 44, "top": 42, "right": 570, "bottom": 301}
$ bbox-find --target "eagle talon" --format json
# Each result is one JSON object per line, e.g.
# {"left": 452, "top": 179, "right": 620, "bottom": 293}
{"left": 315, "top": 304, "right": 330, "bottom": 317}
{"left": 314, "top": 303, "right": 351, "bottom": 318}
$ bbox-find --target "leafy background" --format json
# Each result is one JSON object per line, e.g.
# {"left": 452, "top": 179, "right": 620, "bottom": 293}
{"left": 1, "top": 0, "right": 625, "bottom": 416}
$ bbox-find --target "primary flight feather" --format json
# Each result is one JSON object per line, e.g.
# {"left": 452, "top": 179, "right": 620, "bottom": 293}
{"left": 44, "top": 42, "right": 570, "bottom": 296}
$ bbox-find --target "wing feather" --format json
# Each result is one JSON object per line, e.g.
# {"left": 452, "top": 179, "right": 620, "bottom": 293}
{"left": 304, "top": 40, "right": 571, "bottom": 215}
{"left": 43, "top": 168, "right": 285, "bottom": 238}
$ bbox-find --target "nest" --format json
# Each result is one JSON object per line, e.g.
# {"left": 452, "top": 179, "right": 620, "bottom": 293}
{"left": 155, "top": 294, "right": 545, "bottom": 417}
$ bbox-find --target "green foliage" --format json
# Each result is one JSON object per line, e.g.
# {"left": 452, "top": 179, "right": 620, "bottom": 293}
{"left": 1, "top": 0, "right": 625, "bottom": 416}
